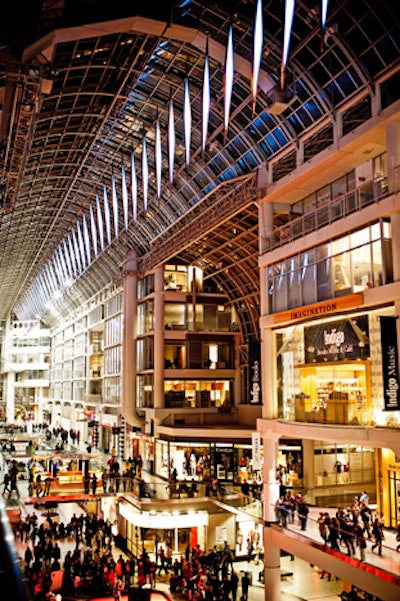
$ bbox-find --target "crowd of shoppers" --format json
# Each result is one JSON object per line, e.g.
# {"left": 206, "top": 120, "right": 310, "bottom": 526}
{"left": 276, "top": 489, "right": 387, "bottom": 561}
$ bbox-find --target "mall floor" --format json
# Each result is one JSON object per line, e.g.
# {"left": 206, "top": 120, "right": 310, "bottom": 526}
{"left": 5, "top": 477, "right": 357, "bottom": 601}
{"left": 4, "top": 441, "right": 400, "bottom": 601}
{"left": 12, "top": 495, "right": 344, "bottom": 601}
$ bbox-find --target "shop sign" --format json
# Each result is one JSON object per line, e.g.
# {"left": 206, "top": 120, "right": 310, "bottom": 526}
{"left": 380, "top": 316, "right": 400, "bottom": 411}
{"left": 272, "top": 293, "right": 363, "bottom": 325}
{"left": 249, "top": 340, "right": 262, "bottom": 404}
{"left": 304, "top": 316, "right": 369, "bottom": 363}
{"left": 252, "top": 432, "right": 261, "bottom": 471}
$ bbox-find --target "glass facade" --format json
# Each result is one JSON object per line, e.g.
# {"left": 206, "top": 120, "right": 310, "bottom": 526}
{"left": 267, "top": 221, "right": 392, "bottom": 313}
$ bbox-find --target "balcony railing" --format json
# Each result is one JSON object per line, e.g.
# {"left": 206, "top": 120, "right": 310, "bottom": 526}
{"left": 263, "top": 166, "right": 400, "bottom": 252}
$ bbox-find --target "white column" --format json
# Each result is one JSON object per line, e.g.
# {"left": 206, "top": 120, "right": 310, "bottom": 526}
{"left": 262, "top": 430, "right": 281, "bottom": 601}
{"left": 153, "top": 266, "right": 165, "bottom": 409}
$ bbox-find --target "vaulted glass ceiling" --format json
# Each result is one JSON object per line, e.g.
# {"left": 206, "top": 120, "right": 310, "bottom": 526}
{"left": 0, "top": 0, "right": 399, "bottom": 340}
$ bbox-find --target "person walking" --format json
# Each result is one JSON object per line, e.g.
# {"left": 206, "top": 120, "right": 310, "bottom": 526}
{"left": 297, "top": 499, "right": 309, "bottom": 531}
{"left": 371, "top": 517, "right": 384, "bottom": 556}
{"left": 355, "top": 524, "right": 367, "bottom": 562}
{"left": 230, "top": 570, "right": 239, "bottom": 601}
{"left": 113, "top": 577, "right": 123, "bottom": 601}
{"left": 241, "top": 571, "right": 250, "bottom": 601}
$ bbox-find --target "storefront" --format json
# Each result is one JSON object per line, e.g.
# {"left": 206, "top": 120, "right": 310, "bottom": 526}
{"left": 152, "top": 439, "right": 260, "bottom": 483}
{"left": 274, "top": 305, "right": 396, "bottom": 429}
{"left": 270, "top": 299, "right": 400, "bottom": 500}
{"left": 117, "top": 498, "right": 264, "bottom": 560}
{"left": 379, "top": 449, "right": 400, "bottom": 529}
{"left": 118, "top": 501, "right": 208, "bottom": 557}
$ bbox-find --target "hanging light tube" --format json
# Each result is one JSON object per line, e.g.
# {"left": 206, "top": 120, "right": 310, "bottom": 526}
{"left": 96, "top": 194, "right": 105, "bottom": 253}
{"left": 131, "top": 151, "right": 138, "bottom": 223}
{"left": 168, "top": 98, "right": 175, "bottom": 184}
{"left": 111, "top": 174, "right": 119, "bottom": 239}
{"left": 89, "top": 204, "right": 98, "bottom": 259}
{"left": 184, "top": 77, "right": 191, "bottom": 168}
{"left": 224, "top": 23, "right": 234, "bottom": 133}
{"left": 155, "top": 118, "right": 162, "bottom": 199}
{"left": 252, "top": 0, "right": 264, "bottom": 114}
{"left": 103, "top": 184, "right": 112, "bottom": 246}
{"left": 202, "top": 39, "right": 210, "bottom": 153}
{"left": 121, "top": 164, "right": 129, "bottom": 232}
{"left": 281, "top": 0, "right": 295, "bottom": 89}
{"left": 142, "top": 136, "right": 149, "bottom": 213}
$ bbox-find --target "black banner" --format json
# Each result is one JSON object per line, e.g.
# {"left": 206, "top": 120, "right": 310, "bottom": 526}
{"left": 304, "top": 316, "right": 369, "bottom": 364}
{"left": 380, "top": 316, "right": 400, "bottom": 411}
{"left": 249, "top": 340, "right": 262, "bottom": 405}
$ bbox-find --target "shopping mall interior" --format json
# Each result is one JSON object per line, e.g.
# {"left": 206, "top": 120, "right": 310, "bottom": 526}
{"left": 0, "top": 1, "right": 400, "bottom": 600}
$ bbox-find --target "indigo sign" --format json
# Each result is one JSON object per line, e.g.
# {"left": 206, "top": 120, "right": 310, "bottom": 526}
{"left": 380, "top": 316, "right": 400, "bottom": 411}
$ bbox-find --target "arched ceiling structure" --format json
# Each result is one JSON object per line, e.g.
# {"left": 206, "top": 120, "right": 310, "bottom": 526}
{"left": 0, "top": 0, "right": 399, "bottom": 341}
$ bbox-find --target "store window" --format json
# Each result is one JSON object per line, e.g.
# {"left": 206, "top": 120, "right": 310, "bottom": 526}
{"left": 164, "top": 379, "right": 232, "bottom": 408}
{"left": 164, "top": 303, "right": 186, "bottom": 330}
{"left": 314, "top": 442, "right": 375, "bottom": 490}
{"left": 137, "top": 274, "right": 155, "bottom": 299}
{"left": 137, "top": 374, "right": 153, "bottom": 408}
{"left": 276, "top": 307, "right": 394, "bottom": 426}
{"left": 137, "top": 301, "right": 154, "bottom": 334}
{"left": 164, "top": 342, "right": 185, "bottom": 369}
{"left": 137, "top": 337, "right": 154, "bottom": 370}
{"left": 164, "top": 264, "right": 188, "bottom": 291}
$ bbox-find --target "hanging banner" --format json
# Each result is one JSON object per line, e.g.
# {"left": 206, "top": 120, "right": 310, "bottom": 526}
{"left": 252, "top": 432, "right": 261, "bottom": 471}
{"left": 380, "top": 316, "right": 400, "bottom": 411}
{"left": 249, "top": 340, "right": 262, "bottom": 404}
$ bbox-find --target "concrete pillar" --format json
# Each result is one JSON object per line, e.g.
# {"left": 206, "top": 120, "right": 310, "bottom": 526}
{"left": 122, "top": 251, "right": 142, "bottom": 429}
{"left": 263, "top": 528, "right": 281, "bottom": 601}
{"left": 261, "top": 329, "right": 276, "bottom": 420}
{"left": 392, "top": 214, "right": 400, "bottom": 283}
{"left": 262, "top": 430, "right": 281, "bottom": 601}
{"left": 386, "top": 120, "right": 400, "bottom": 193}
{"left": 386, "top": 121, "right": 400, "bottom": 284}
{"left": 302, "top": 439, "right": 315, "bottom": 502}
{"left": 153, "top": 266, "right": 165, "bottom": 409}
{"left": 296, "top": 140, "right": 304, "bottom": 167}
{"left": 259, "top": 202, "right": 274, "bottom": 255}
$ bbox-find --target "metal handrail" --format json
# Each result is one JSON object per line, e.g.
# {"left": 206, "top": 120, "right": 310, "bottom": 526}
{"left": 0, "top": 496, "right": 30, "bottom": 600}
{"left": 263, "top": 166, "right": 400, "bottom": 252}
